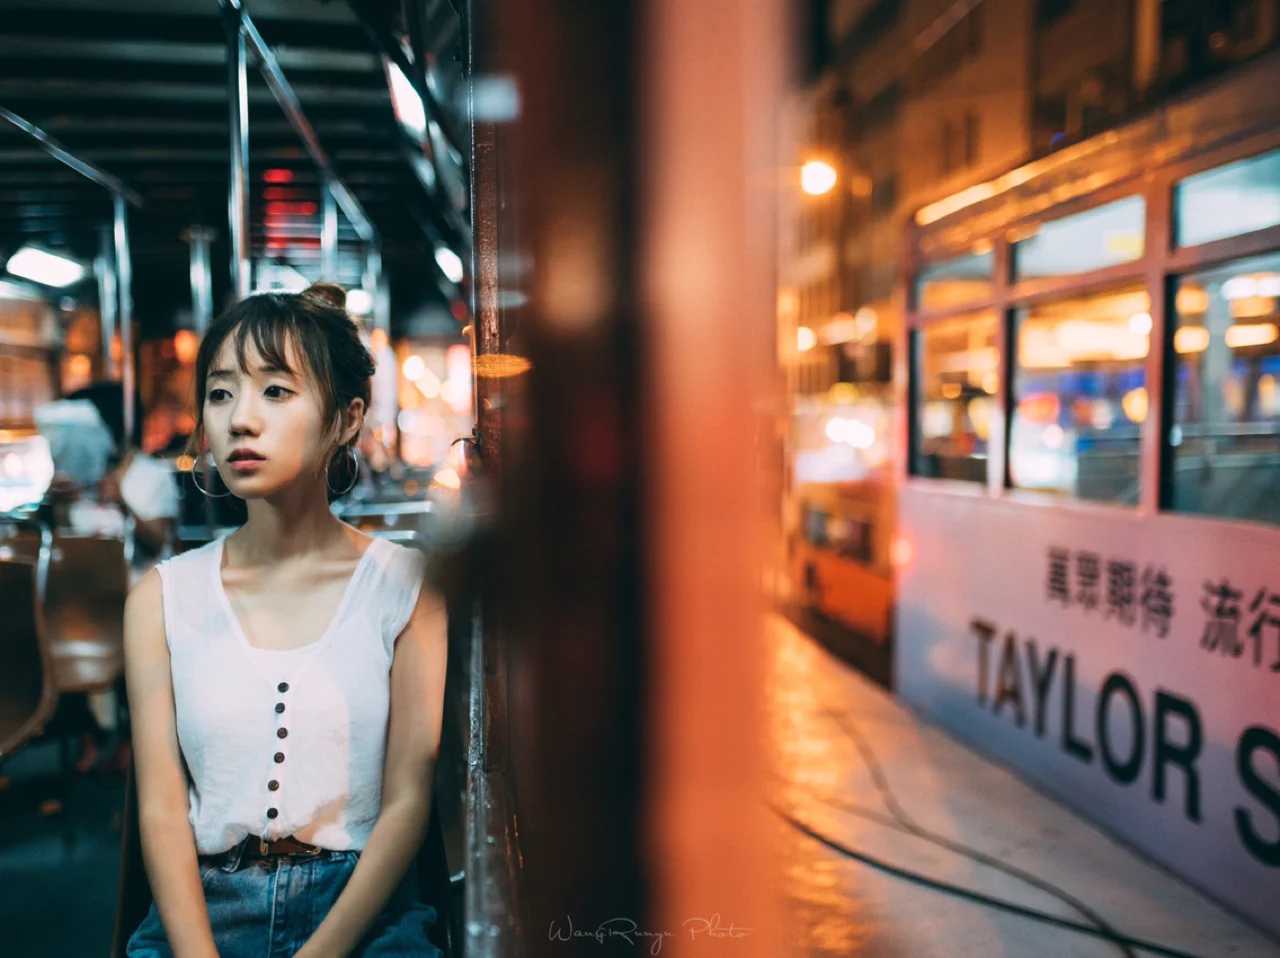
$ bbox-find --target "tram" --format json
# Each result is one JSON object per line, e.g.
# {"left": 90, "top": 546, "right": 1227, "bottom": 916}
{"left": 0, "top": 2, "right": 472, "bottom": 954}
{"left": 895, "top": 51, "right": 1280, "bottom": 940}
{"left": 0, "top": 0, "right": 794, "bottom": 953}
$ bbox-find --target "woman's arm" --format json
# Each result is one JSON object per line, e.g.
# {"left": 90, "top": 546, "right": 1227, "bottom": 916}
{"left": 123, "top": 568, "right": 220, "bottom": 958}
{"left": 297, "top": 585, "right": 449, "bottom": 957}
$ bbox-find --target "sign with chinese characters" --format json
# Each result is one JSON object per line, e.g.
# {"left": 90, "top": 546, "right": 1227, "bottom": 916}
{"left": 895, "top": 488, "right": 1280, "bottom": 940}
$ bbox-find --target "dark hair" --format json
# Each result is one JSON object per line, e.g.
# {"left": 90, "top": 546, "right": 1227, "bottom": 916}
{"left": 187, "top": 282, "right": 376, "bottom": 484}
{"left": 65, "top": 381, "right": 145, "bottom": 453}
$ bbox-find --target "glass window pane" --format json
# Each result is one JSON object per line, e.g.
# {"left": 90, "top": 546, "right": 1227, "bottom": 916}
{"left": 1170, "top": 251, "right": 1280, "bottom": 527}
{"left": 1176, "top": 148, "right": 1280, "bottom": 248}
{"left": 912, "top": 311, "right": 998, "bottom": 483}
{"left": 915, "top": 248, "right": 994, "bottom": 310}
{"left": 1013, "top": 196, "right": 1145, "bottom": 280}
{"left": 1009, "top": 285, "right": 1149, "bottom": 503}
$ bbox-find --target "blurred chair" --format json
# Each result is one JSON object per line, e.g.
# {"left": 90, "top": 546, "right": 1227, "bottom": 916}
{"left": 0, "top": 519, "right": 59, "bottom": 764}
{"left": 336, "top": 499, "right": 434, "bottom": 543}
{"left": 109, "top": 756, "right": 459, "bottom": 957}
{"left": 42, "top": 533, "right": 129, "bottom": 740}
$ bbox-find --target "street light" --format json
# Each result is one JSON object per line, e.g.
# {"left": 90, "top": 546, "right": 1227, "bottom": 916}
{"left": 800, "top": 159, "right": 837, "bottom": 196}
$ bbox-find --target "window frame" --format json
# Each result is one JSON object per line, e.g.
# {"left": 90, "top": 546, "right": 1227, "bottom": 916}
{"left": 904, "top": 127, "right": 1280, "bottom": 528}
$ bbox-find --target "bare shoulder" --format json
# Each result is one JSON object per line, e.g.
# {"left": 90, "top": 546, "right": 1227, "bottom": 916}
{"left": 123, "top": 566, "right": 166, "bottom": 655}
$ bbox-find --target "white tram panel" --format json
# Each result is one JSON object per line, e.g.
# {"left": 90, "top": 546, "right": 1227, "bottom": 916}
{"left": 896, "top": 488, "right": 1280, "bottom": 940}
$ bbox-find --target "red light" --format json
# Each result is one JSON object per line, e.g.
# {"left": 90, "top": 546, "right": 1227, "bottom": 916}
{"left": 263, "top": 187, "right": 297, "bottom": 201}
{"left": 263, "top": 168, "right": 294, "bottom": 184}
{"left": 265, "top": 201, "right": 318, "bottom": 216}
{"left": 1018, "top": 393, "right": 1061, "bottom": 425}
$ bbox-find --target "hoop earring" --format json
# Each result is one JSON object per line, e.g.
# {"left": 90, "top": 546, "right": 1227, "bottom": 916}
{"left": 190, "top": 452, "right": 232, "bottom": 498}
{"left": 328, "top": 445, "right": 360, "bottom": 497}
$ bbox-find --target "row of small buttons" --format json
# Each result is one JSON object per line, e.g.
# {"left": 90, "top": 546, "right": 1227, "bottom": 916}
{"left": 267, "top": 681, "right": 289, "bottom": 821}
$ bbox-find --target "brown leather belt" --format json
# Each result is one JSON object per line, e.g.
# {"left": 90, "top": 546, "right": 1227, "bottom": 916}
{"left": 243, "top": 833, "right": 324, "bottom": 859}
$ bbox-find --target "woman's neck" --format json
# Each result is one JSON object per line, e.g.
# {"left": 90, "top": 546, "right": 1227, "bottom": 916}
{"left": 233, "top": 478, "right": 350, "bottom": 563}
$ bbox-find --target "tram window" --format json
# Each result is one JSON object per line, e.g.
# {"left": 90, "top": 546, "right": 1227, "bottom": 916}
{"left": 801, "top": 506, "right": 872, "bottom": 563}
{"left": 914, "top": 248, "right": 993, "bottom": 311}
{"left": 1170, "top": 251, "right": 1280, "bottom": 527}
{"left": 1009, "top": 285, "right": 1149, "bottom": 503}
{"left": 911, "top": 310, "right": 997, "bottom": 483}
{"left": 1012, "top": 195, "right": 1145, "bottom": 280}
{"left": 1175, "top": 147, "right": 1280, "bottom": 247}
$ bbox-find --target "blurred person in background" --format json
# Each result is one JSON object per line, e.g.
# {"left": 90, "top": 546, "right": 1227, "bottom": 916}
{"left": 53, "top": 381, "right": 180, "bottom": 571}
{"left": 33, "top": 380, "right": 180, "bottom": 774}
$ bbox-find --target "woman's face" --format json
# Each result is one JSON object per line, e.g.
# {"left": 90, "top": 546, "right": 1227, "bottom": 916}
{"left": 202, "top": 331, "right": 336, "bottom": 499}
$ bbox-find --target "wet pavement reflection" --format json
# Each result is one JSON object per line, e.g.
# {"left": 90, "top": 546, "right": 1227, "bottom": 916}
{"left": 763, "top": 614, "right": 1278, "bottom": 958}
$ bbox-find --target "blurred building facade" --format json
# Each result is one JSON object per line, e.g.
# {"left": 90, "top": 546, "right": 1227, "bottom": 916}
{"left": 778, "top": 0, "right": 1280, "bottom": 658}
{"left": 779, "top": 0, "right": 1280, "bottom": 939}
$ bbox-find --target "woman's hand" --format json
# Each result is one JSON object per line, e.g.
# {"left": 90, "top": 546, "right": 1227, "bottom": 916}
{"left": 290, "top": 940, "right": 341, "bottom": 958}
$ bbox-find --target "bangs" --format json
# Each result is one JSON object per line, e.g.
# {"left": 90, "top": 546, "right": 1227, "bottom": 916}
{"left": 228, "top": 299, "right": 307, "bottom": 379}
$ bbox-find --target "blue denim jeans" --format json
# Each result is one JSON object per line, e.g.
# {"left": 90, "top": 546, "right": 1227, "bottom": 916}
{"left": 125, "top": 838, "right": 442, "bottom": 957}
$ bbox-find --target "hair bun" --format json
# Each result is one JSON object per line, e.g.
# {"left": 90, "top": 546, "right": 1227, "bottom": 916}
{"left": 302, "top": 282, "right": 347, "bottom": 309}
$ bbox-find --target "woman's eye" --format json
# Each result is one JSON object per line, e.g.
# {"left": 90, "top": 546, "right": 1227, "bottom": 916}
{"left": 207, "top": 388, "right": 231, "bottom": 402}
{"left": 265, "top": 385, "right": 292, "bottom": 399}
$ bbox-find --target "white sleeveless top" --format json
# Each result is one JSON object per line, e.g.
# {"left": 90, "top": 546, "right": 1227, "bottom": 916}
{"left": 155, "top": 533, "right": 427, "bottom": 855}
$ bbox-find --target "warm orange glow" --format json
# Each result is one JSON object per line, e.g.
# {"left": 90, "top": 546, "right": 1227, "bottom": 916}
{"left": 369, "top": 327, "right": 389, "bottom": 354}
{"left": 66, "top": 353, "right": 91, "bottom": 380}
{"left": 890, "top": 536, "right": 914, "bottom": 568}
{"left": 1122, "top": 386, "right": 1149, "bottom": 423}
{"left": 175, "top": 454, "right": 196, "bottom": 472}
{"left": 1019, "top": 392, "right": 1060, "bottom": 424}
{"left": 402, "top": 355, "right": 426, "bottom": 381}
{"left": 1174, "top": 326, "right": 1211, "bottom": 354}
{"left": 800, "top": 159, "right": 837, "bottom": 196}
{"left": 916, "top": 130, "right": 1116, "bottom": 225}
{"left": 473, "top": 353, "right": 533, "bottom": 378}
{"left": 1224, "top": 322, "right": 1280, "bottom": 349}
{"left": 1175, "top": 286, "right": 1209, "bottom": 314}
{"left": 262, "top": 168, "right": 294, "bottom": 184}
{"left": 431, "top": 467, "right": 461, "bottom": 490}
{"left": 174, "top": 329, "right": 199, "bottom": 365}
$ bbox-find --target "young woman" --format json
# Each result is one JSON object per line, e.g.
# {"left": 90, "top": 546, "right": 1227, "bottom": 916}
{"left": 123, "top": 284, "right": 448, "bottom": 957}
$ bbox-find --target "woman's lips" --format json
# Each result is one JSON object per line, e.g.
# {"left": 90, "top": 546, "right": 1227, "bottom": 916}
{"left": 228, "top": 457, "right": 265, "bottom": 473}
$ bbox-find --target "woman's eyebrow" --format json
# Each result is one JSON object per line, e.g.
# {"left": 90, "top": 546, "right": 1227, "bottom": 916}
{"left": 208, "top": 363, "right": 295, "bottom": 381}
{"left": 257, "top": 363, "right": 297, "bottom": 378}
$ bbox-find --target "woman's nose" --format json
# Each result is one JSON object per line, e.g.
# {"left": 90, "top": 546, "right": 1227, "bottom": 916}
{"left": 229, "top": 395, "right": 262, "bottom": 434}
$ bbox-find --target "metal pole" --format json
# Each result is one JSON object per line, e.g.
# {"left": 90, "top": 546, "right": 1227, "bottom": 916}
{"left": 113, "top": 193, "right": 135, "bottom": 451}
{"left": 375, "top": 260, "right": 390, "bottom": 334}
{"left": 321, "top": 182, "right": 338, "bottom": 281}
{"left": 187, "top": 226, "right": 215, "bottom": 334}
{"left": 0, "top": 108, "right": 142, "bottom": 207}
{"left": 236, "top": 6, "right": 376, "bottom": 245}
{"left": 362, "top": 242, "right": 385, "bottom": 329}
{"left": 224, "top": 1, "right": 251, "bottom": 300}
{"left": 95, "top": 227, "right": 117, "bottom": 378}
